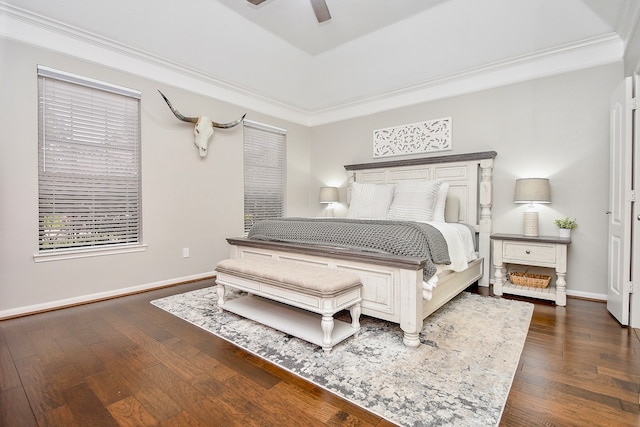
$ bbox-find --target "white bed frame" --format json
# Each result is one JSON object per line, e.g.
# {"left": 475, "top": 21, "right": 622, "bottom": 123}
{"left": 226, "top": 151, "right": 496, "bottom": 347}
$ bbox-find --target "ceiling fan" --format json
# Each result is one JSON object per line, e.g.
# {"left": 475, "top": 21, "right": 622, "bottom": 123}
{"left": 247, "top": 0, "right": 331, "bottom": 23}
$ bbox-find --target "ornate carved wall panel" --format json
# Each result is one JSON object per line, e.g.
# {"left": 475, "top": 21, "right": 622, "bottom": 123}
{"left": 373, "top": 117, "right": 452, "bottom": 158}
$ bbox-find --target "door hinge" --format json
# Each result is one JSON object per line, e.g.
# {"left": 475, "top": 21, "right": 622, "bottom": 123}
{"left": 629, "top": 190, "right": 637, "bottom": 202}
{"left": 629, "top": 97, "right": 638, "bottom": 110}
{"left": 626, "top": 281, "right": 634, "bottom": 294}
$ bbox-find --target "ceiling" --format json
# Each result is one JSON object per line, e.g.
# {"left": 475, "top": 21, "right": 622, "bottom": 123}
{"left": 216, "top": 0, "right": 453, "bottom": 55}
{"left": 1, "top": 0, "right": 637, "bottom": 125}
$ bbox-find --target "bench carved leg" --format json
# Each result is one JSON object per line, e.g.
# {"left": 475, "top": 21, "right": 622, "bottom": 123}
{"left": 350, "top": 302, "right": 361, "bottom": 329}
{"left": 216, "top": 284, "right": 225, "bottom": 308}
{"left": 321, "top": 315, "right": 335, "bottom": 354}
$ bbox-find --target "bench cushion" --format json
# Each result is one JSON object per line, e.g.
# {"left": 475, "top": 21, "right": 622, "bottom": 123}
{"left": 216, "top": 258, "right": 361, "bottom": 295}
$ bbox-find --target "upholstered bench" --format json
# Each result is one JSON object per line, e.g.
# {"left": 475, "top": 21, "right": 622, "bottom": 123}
{"left": 215, "top": 257, "right": 362, "bottom": 353}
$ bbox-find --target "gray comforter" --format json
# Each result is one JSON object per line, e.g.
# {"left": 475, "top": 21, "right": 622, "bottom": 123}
{"left": 247, "top": 218, "right": 450, "bottom": 280}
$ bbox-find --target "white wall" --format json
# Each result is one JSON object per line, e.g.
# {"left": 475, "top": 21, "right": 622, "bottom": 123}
{"left": 309, "top": 63, "right": 623, "bottom": 299}
{"left": 0, "top": 34, "right": 627, "bottom": 314}
{"left": 624, "top": 17, "right": 640, "bottom": 76}
{"left": 0, "top": 39, "right": 311, "bottom": 316}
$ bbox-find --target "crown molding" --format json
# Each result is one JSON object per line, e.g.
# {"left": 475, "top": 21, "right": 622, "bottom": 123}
{"left": 307, "top": 34, "right": 623, "bottom": 125}
{"left": 0, "top": 3, "right": 310, "bottom": 124}
{"left": 0, "top": 3, "right": 625, "bottom": 127}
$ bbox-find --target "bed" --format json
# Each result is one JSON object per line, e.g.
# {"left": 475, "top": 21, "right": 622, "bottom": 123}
{"left": 226, "top": 151, "right": 497, "bottom": 347}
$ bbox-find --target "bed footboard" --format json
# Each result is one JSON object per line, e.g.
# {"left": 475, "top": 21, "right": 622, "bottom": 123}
{"left": 226, "top": 238, "right": 481, "bottom": 347}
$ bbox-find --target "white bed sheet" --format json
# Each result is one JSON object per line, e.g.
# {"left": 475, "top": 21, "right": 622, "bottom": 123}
{"left": 426, "top": 221, "right": 478, "bottom": 273}
{"left": 420, "top": 221, "right": 478, "bottom": 298}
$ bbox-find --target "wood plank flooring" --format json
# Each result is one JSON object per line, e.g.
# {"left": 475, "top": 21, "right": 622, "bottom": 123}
{"left": 1, "top": 279, "right": 638, "bottom": 426}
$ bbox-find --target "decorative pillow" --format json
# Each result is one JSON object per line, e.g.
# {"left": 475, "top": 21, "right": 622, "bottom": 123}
{"left": 347, "top": 182, "right": 396, "bottom": 219}
{"left": 386, "top": 180, "right": 442, "bottom": 222}
{"left": 432, "top": 181, "right": 449, "bottom": 222}
{"left": 444, "top": 194, "right": 460, "bottom": 223}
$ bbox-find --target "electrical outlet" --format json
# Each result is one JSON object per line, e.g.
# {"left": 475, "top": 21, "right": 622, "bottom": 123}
{"left": 182, "top": 247, "right": 189, "bottom": 258}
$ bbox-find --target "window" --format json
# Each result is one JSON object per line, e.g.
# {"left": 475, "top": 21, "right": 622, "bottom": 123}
{"left": 243, "top": 120, "right": 286, "bottom": 234}
{"left": 37, "top": 66, "right": 142, "bottom": 256}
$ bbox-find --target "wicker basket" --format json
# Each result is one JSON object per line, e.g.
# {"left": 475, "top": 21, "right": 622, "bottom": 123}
{"left": 509, "top": 271, "right": 551, "bottom": 288}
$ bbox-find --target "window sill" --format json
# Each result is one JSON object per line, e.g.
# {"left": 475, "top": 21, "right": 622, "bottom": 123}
{"left": 33, "top": 244, "right": 147, "bottom": 263}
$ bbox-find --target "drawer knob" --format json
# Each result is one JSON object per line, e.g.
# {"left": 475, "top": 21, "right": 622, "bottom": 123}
{"left": 525, "top": 250, "right": 531, "bottom": 254}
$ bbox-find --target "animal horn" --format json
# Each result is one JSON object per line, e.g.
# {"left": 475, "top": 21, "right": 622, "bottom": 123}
{"left": 211, "top": 114, "right": 246, "bottom": 129}
{"left": 158, "top": 90, "right": 198, "bottom": 124}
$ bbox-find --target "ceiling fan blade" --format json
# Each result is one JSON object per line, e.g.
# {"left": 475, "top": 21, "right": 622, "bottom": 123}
{"left": 310, "top": 0, "right": 331, "bottom": 23}
{"left": 247, "top": 0, "right": 267, "bottom": 5}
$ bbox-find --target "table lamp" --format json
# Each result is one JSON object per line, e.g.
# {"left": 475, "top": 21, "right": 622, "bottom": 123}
{"left": 319, "top": 186, "right": 339, "bottom": 217}
{"left": 513, "top": 178, "right": 550, "bottom": 237}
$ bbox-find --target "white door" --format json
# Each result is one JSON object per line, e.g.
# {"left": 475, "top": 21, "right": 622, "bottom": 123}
{"left": 607, "top": 77, "right": 633, "bottom": 325}
{"left": 631, "top": 75, "right": 640, "bottom": 329}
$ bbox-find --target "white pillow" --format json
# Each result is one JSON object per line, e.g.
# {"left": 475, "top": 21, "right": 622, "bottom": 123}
{"left": 386, "top": 180, "right": 442, "bottom": 222}
{"left": 432, "top": 181, "right": 449, "bottom": 222}
{"left": 444, "top": 194, "right": 460, "bottom": 223}
{"left": 347, "top": 182, "right": 396, "bottom": 219}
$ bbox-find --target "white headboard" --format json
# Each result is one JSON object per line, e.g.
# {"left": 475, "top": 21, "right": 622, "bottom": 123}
{"left": 344, "top": 151, "right": 497, "bottom": 286}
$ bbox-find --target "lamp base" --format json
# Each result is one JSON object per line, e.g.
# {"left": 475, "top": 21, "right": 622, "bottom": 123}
{"left": 523, "top": 211, "right": 539, "bottom": 237}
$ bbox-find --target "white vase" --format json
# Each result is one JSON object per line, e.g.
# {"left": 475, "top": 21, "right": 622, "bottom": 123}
{"left": 558, "top": 228, "right": 571, "bottom": 238}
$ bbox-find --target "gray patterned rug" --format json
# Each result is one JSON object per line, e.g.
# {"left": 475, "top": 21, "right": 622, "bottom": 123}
{"left": 151, "top": 288, "right": 533, "bottom": 427}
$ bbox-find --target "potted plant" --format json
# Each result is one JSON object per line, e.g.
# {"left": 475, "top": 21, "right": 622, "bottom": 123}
{"left": 554, "top": 217, "right": 577, "bottom": 238}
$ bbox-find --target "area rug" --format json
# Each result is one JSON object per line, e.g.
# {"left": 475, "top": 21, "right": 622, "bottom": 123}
{"left": 151, "top": 288, "right": 533, "bottom": 427}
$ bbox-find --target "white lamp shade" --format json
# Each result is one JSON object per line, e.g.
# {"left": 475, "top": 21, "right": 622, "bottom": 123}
{"left": 514, "top": 178, "right": 551, "bottom": 204}
{"left": 319, "top": 186, "right": 339, "bottom": 204}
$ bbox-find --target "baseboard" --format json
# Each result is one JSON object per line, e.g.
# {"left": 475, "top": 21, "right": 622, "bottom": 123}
{"left": 566, "top": 290, "right": 607, "bottom": 301}
{"left": 0, "top": 272, "right": 216, "bottom": 320}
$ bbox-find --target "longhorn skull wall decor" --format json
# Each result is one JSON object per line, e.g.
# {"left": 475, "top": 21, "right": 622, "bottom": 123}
{"left": 158, "top": 90, "right": 246, "bottom": 158}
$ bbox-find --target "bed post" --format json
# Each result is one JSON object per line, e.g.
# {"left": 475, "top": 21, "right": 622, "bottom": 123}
{"left": 478, "top": 158, "right": 494, "bottom": 286}
{"left": 346, "top": 170, "right": 355, "bottom": 205}
{"left": 399, "top": 268, "right": 424, "bottom": 348}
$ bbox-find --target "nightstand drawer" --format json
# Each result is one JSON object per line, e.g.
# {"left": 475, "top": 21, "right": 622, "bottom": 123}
{"left": 502, "top": 242, "right": 556, "bottom": 264}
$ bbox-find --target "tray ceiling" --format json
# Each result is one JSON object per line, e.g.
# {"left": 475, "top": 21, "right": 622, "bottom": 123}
{"left": 0, "top": 0, "right": 636, "bottom": 124}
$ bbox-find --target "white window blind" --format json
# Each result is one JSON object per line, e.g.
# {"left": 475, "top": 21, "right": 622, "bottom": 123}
{"left": 243, "top": 121, "right": 286, "bottom": 234}
{"left": 37, "top": 66, "right": 142, "bottom": 252}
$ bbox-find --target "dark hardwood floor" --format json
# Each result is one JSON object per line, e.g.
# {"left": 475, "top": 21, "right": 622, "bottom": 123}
{"left": 1, "top": 279, "right": 638, "bottom": 426}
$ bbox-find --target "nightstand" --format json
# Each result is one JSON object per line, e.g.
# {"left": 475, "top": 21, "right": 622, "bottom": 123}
{"left": 491, "top": 233, "right": 571, "bottom": 306}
